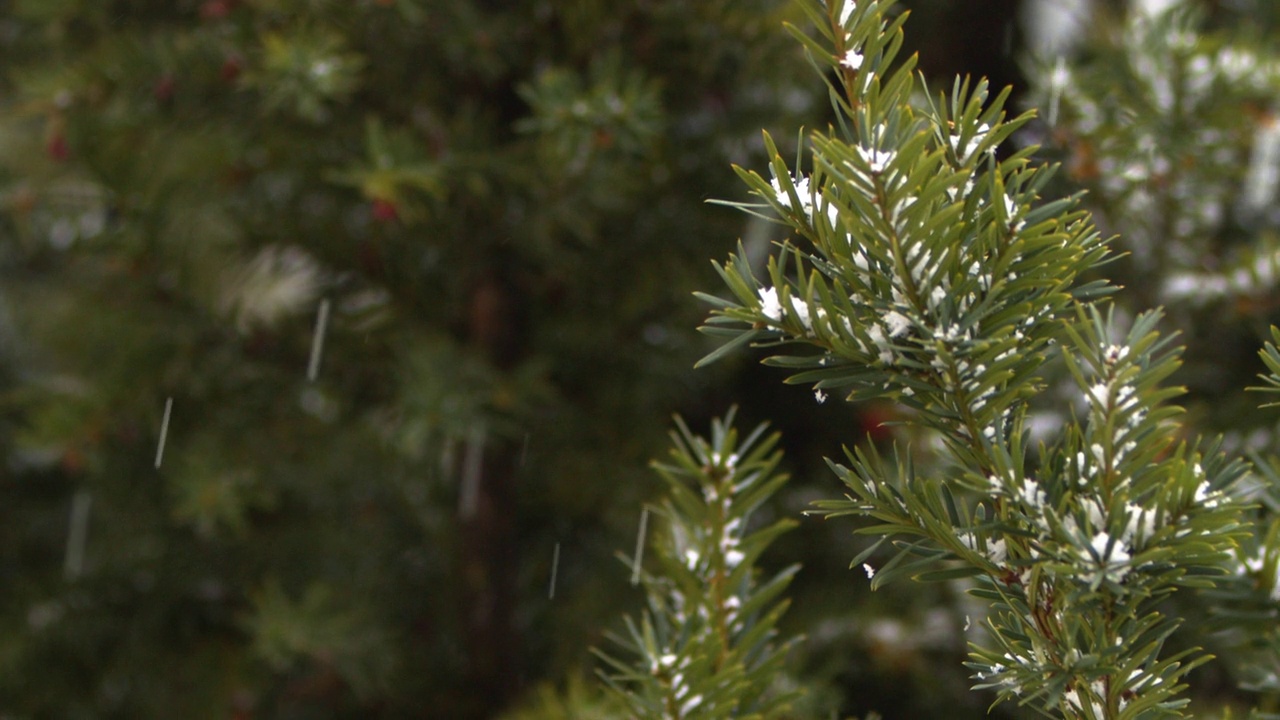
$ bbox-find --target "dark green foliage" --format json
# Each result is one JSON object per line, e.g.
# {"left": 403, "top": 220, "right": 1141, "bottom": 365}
{"left": 9, "top": 0, "right": 1280, "bottom": 718}
{"left": 0, "top": 0, "right": 816, "bottom": 716}
{"left": 596, "top": 411, "right": 801, "bottom": 719}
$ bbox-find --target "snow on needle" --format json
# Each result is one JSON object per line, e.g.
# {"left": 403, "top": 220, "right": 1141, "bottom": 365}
{"left": 839, "top": 0, "right": 855, "bottom": 26}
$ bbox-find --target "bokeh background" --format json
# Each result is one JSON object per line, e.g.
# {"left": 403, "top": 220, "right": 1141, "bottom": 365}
{"left": 2, "top": 1, "right": 1280, "bottom": 718}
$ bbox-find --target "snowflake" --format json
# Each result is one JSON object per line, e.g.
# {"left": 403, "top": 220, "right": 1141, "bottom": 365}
{"left": 758, "top": 287, "right": 783, "bottom": 321}
{"left": 840, "top": 49, "right": 864, "bottom": 70}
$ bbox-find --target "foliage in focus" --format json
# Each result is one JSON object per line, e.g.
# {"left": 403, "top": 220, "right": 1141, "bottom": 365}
{"left": 696, "top": 0, "right": 1280, "bottom": 717}
{"left": 1030, "top": 0, "right": 1280, "bottom": 703}
{"left": 596, "top": 411, "right": 801, "bottom": 719}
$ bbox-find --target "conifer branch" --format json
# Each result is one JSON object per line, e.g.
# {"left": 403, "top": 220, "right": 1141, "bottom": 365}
{"left": 596, "top": 410, "right": 802, "bottom": 719}
{"left": 697, "top": 1, "right": 1264, "bottom": 716}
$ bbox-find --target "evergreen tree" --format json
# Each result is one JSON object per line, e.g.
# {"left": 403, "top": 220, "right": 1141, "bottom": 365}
{"left": 12, "top": 0, "right": 1280, "bottom": 718}
{"left": 1026, "top": 0, "right": 1280, "bottom": 703}
{"left": 691, "top": 0, "right": 1280, "bottom": 717}
{"left": 596, "top": 411, "right": 802, "bottom": 719}
{"left": 0, "top": 1, "right": 817, "bottom": 717}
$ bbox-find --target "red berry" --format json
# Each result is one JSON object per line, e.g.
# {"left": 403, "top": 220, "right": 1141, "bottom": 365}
{"left": 371, "top": 199, "right": 398, "bottom": 222}
{"left": 61, "top": 446, "right": 85, "bottom": 475}
{"left": 858, "top": 404, "right": 896, "bottom": 443}
{"left": 47, "top": 133, "right": 69, "bottom": 162}
{"left": 220, "top": 55, "right": 244, "bottom": 83}
{"left": 154, "top": 74, "right": 176, "bottom": 103}
{"left": 199, "top": 0, "right": 230, "bottom": 20}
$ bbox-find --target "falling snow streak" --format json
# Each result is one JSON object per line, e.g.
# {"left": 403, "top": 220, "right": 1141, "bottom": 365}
{"left": 154, "top": 396, "right": 173, "bottom": 469}
{"left": 519, "top": 432, "right": 531, "bottom": 468}
{"left": 1047, "top": 57, "right": 1069, "bottom": 127}
{"left": 64, "top": 491, "right": 92, "bottom": 580}
{"left": 307, "top": 298, "right": 331, "bottom": 382}
{"left": 548, "top": 542, "right": 561, "bottom": 599}
{"left": 631, "top": 506, "right": 649, "bottom": 586}
{"left": 458, "top": 423, "right": 487, "bottom": 520}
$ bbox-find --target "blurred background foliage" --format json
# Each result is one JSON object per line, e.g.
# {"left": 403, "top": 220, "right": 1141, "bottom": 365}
{"left": 1, "top": 0, "right": 1280, "bottom": 718}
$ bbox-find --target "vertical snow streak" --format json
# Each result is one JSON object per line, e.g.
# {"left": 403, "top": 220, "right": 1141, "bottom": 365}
{"left": 631, "top": 507, "right": 649, "bottom": 586}
{"left": 154, "top": 396, "right": 173, "bottom": 469}
{"left": 549, "top": 542, "right": 561, "bottom": 599}
{"left": 64, "top": 491, "right": 92, "bottom": 580}
{"left": 307, "top": 298, "right": 332, "bottom": 382}
{"left": 458, "top": 422, "right": 487, "bottom": 519}
{"left": 1022, "top": 0, "right": 1093, "bottom": 57}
